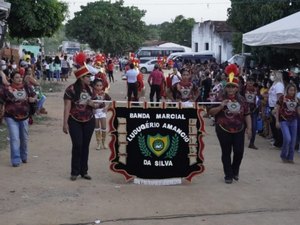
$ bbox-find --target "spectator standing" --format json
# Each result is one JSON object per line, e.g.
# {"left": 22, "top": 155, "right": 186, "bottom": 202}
{"left": 148, "top": 64, "right": 165, "bottom": 104}
{"left": 125, "top": 63, "right": 139, "bottom": 102}
{"left": 107, "top": 60, "right": 114, "bottom": 83}
{"left": 61, "top": 55, "right": 70, "bottom": 82}
{"left": 268, "top": 71, "right": 284, "bottom": 148}
{"left": 53, "top": 56, "right": 61, "bottom": 82}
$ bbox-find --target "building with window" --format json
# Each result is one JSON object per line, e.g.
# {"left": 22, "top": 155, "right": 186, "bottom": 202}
{"left": 191, "top": 20, "right": 234, "bottom": 64}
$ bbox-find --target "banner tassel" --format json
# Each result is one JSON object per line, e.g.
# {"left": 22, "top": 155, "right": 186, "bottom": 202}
{"left": 133, "top": 178, "right": 182, "bottom": 186}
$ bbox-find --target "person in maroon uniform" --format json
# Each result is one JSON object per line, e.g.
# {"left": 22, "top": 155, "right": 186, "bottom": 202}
{"left": 176, "top": 68, "right": 198, "bottom": 107}
{"left": 275, "top": 83, "right": 300, "bottom": 163}
{"left": 63, "top": 53, "right": 98, "bottom": 181}
{"left": 208, "top": 64, "right": 251, "bottom": 184}
{"left": 243, "top": 75, "right": 260, "bottom": 149}
{"left": 1, "top": 71, "right": 37, "bottom": 167}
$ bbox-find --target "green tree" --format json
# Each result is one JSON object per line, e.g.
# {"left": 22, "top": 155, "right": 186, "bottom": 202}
{"left": 227, "top": 0, "right": 300, "bottom": 66}
{"left": 7, "top": 0, "right": 68, "bottom": 39}
{"left": 144, "top": 24, "right": 160, "bottom": 41}
{"left": 65, "top": 0, "right": 146, "bottom": 54}
{"left": 159, "top": 15, "right": 195, "bottom": 46}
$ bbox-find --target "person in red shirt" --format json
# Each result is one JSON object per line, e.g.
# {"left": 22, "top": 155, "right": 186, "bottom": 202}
{"left": 107, "top": 60, "right": 114, "bottom": 83}
{"left": 148, "top": 64, "right": 165, "bottom": 105}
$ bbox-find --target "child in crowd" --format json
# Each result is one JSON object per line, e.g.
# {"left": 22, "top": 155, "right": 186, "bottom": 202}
{"left": 92, "top": 78, "right": 111, "bottom": 150}
{"left": 260, "top": 89, "right": 272, "bottom": 138}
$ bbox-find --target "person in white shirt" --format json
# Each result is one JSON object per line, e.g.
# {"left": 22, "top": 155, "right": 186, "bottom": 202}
{"left": 125, "top": 63, "right": 139, "bottom": 101}
{"left": 268, "top": 71, "right": 284, "bottom": 148}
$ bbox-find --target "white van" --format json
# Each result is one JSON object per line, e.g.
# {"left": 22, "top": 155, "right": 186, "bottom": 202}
{"left": 135, "top": 46, "right": 185, "bottom": 59}
{"left": 167, "top": 51, "right": 215, "bottom": 62}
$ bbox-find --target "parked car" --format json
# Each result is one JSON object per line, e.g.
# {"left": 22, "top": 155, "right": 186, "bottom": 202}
{"left": 227, "top": 53, "right": 255, "bottom": 69}
{"left": 139, "top": 59, "right": 158, "bottom": 73}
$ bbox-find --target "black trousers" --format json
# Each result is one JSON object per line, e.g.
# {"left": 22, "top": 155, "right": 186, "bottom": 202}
{"left": 270, "top": 107, "right": 283, "bottom": 147}
{"left": 68, "top": 116, "right": 95, "bottom": 176}
{"left": 127, "top": 82, "right": 138, "bottom": 101}
{"left": 216, "top": 125, "right": 245, "bottom": 179}
{"left": 108, "top": 71, "right": 114, "bottom": 82}
{"left": 149, "top": 84, "right": 161, "bottom": 102}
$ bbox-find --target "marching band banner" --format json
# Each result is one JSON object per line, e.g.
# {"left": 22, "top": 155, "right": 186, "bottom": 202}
{"left": 108, "top": 103, "right": 205, "bottom": 183}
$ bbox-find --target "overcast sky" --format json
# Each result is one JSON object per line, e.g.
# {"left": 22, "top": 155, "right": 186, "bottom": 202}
{"left": 64, "top": 0, "right": 231, "bottom": 24}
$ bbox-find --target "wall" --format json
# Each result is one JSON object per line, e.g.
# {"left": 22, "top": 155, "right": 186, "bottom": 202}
{"left": 191, "top": 21, "right": 233, "bottom": 64}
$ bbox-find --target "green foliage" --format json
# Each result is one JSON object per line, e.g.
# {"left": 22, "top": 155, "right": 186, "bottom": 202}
{"left": 43, "top": 26, "right": 67, "bottom": 55}
{"left": 227, "top": 0, "right": 300, "bottom": 66}
{"left": 65, "top": 0, "right": 146, "bottom": 54}
{"left": 144, "top": 25, "right": 161, "bottom": 41}
{"left": 228, "top": 0, "right": 300, "bottom": 33}
{"left": 159, "top": 15, "right": 195, "bottom": 46}
{"left": 7, "top": 0, "right": 68, "bottom": 39}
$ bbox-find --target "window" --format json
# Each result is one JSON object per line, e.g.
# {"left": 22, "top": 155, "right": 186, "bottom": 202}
{"left": 205, "top": 43, "right": 209, "bottom": 50}
{"left": 139, "top": 50, "right": 151, "bottom": 57}
{"left": 195, "top": 43, "right": 198, "bottom": 52}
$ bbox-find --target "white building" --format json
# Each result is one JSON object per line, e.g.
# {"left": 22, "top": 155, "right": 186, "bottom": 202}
{"left": 191, "top": 21, "right": 234, "bottom": 63}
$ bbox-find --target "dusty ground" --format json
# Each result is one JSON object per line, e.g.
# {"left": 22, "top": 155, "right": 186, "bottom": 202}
{"left": 0, "top": 71, "right": 300, "bottom": 225}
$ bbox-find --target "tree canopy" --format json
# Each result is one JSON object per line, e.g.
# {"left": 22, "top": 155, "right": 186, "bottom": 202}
{"left": 159, "top": 15, "right": 195, "bottom": 47}
{"left": 227, "top": 0, "right": 300, "bottom": 67}
{"left": 228, "top": 0, "right": 300, "bottom": 33}
{"left": 7, "top": 0, "right": 68, "bottom": 39}
{"left": 65, "top": 0, "right": 146, "bottom": 54}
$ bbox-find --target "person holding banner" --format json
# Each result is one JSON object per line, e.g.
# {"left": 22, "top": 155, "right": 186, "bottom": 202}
{"left": 208, "top": 64, "right": 251, "bottom": 184}
{"left": 92, "top": 78, "right": 111, "bottom": 150}
{"left": 63, "top": 53, "right": 97, "bottom": 181}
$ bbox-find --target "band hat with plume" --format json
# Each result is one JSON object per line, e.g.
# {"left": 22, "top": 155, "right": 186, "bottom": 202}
{"left": 74, "top": 52, "right": 90, "bottom": 79}
{"left": 224, "top": 64, "right": 239, "bottom": 86}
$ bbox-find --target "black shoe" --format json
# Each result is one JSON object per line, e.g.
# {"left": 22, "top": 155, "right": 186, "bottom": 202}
{"left": 81, "top": 174, "right": 92, "bottom": 180}
{"left": 233, "top": 175, "right": 239, "bottom": 181}
{"left": 12, "top": 164, "right": 20, "bottom": 167}
{"left": 224, "top": 178, "right": 233, "bottom": 184}
{"left": 248, "top": 144, "right": 258, "bottom": 150}
{"left": 70, "top": 175, "right": 77, "bottom": 181}
{"left": 22, "top": 159, "right": 27, "bottom": 163}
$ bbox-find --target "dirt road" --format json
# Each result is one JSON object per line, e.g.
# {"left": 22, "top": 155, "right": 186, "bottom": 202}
{"left": 0, "top": 71, "right": 300, "bottom": 225}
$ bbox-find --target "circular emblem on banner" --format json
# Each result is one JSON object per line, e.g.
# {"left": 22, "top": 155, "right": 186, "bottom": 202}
{"left": 227, "top": 102, "right": 240, "bottom": 113}
{"left": 153, "top": 140, "right": 164, "bottom": 151}
{"left": 17, "top": 92, "right": 24, "bottom": 97}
